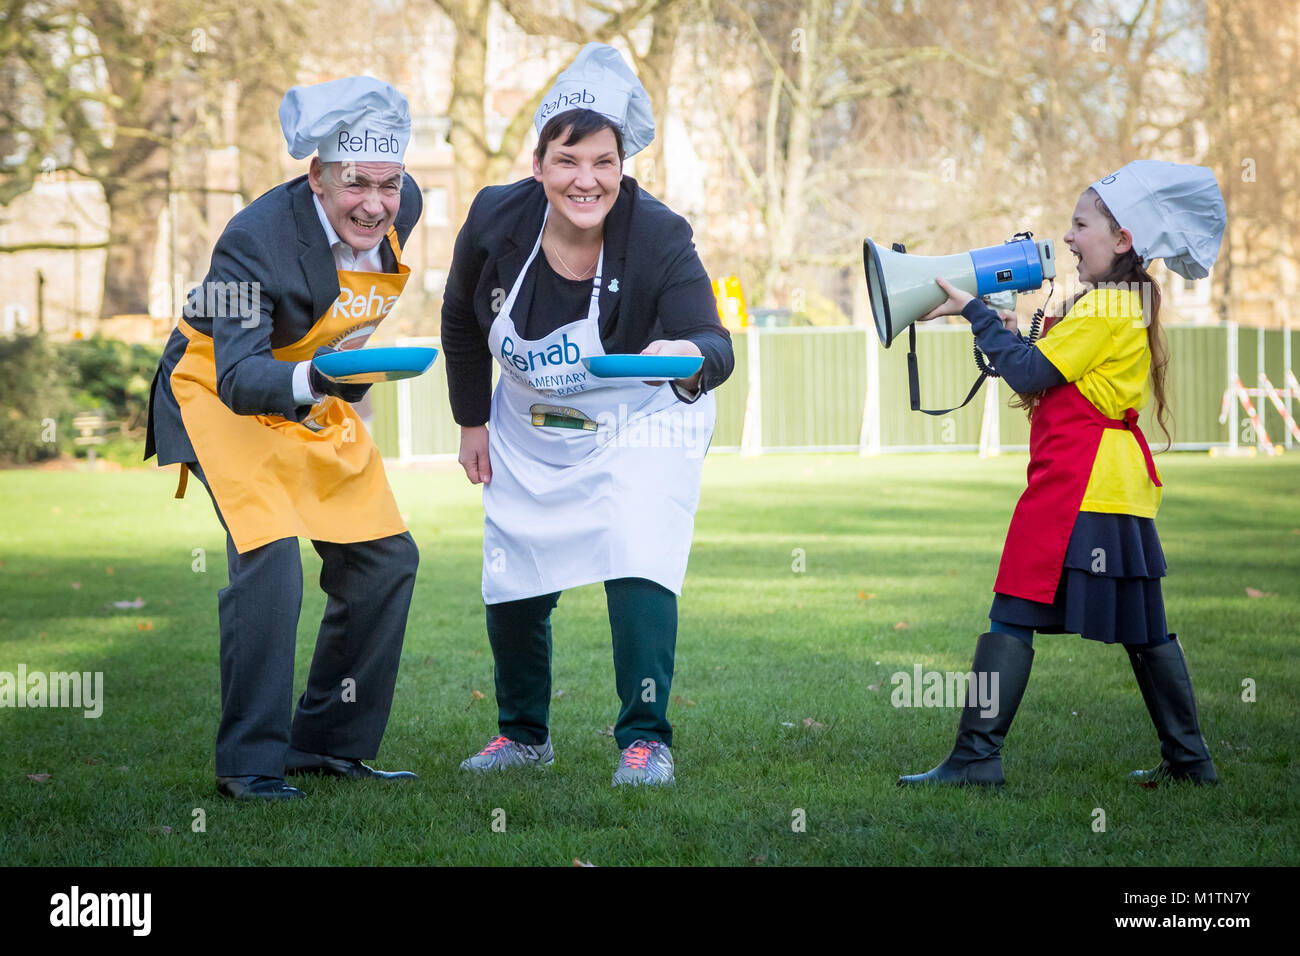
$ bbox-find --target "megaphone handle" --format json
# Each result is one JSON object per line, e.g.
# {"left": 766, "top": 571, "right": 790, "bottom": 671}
{"left": 896, "top": 239, "right": 992, "bottom": 416}
{"left": 907, "top": 324, "right": 922, "bottom": 411}
{"left": 907, "top": 319, "right": 990, "bottom": 416}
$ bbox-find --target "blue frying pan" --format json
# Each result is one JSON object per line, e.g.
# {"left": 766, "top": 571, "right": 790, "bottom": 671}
{"left": 582, "top": 355, "right": 704, "bottom": 380}
{"left": 313, "top": 346, "right": 439, "bottom": 384}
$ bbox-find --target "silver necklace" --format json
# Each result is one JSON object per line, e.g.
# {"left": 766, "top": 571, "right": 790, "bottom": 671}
{"left": 545, "top": 232, "right": 599, "bottom": 280}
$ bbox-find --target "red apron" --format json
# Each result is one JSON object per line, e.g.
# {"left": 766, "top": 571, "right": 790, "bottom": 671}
{"left": 995, "top": 383, "right": 1162, "bottom": 603}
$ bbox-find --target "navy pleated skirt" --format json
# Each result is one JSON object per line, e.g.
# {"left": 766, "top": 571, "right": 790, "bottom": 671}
{"left": 990, "top": 511, "right": 1168, "bottom": 645}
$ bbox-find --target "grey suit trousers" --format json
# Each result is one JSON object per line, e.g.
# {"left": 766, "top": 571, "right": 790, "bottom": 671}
{"left": 190, "top": 462, "right": 418, "bottom": 777}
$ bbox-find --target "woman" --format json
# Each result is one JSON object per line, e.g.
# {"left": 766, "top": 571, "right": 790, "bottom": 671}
{"left": 897, "top": 161, "right": 1225, "bottom": 787}
{"left": 440, "top": 43, "right": 734, "bottom": 786}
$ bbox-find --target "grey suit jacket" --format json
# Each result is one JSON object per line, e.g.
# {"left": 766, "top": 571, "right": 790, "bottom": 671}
{"left": 145, "top": 173, "right": 423, "bottom": 465}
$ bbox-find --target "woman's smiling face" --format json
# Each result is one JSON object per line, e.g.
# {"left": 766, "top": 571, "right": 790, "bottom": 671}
{"left": 532, "top": 125, "right": 622, "bottom": 235}
{"left": 1064, "top": 189, "right": 1133, "bottom": 286}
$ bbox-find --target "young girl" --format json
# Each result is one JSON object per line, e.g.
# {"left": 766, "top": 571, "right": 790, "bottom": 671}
{"left": 898, "top": 161, "right": 1226, "bottom": 787}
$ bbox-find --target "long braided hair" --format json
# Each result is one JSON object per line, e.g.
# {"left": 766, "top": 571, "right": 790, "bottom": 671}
{"left": 1012, "top": 188, "right": 1173, "bottom": 449}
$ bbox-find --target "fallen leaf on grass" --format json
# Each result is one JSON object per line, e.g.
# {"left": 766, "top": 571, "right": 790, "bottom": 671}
{"left": 867, "top": 684, "right": 881, "bottom": 692}
{"left": 137, "top": 620, "right": 154, "bottom": 631}
{"left": 893, "top": 621, "right": 909, "bottom": 630}
{"left": 598, "top": 725, "right": 615, "bottom": 737}
{"left": 1245, "top": 587, "right": 1276, "bottom": 599}
{"left": 802, "top": 717, "right": 825, "bottom": 729}
{"left": 471, "top": 690, "right": 484, "bottom": 700}
{"left": 554, "top": 689, "right": 567, "bottom": 699}
{"left": 672, "top": 695, "right": 696, "bottom": 707}
{"left": 70, "top": 582, "right": 81, "bottom": 590}
{"left": 105, "top": 566, "right": 114, "bottom": 575}
{"left": 27, "top": 774, "right": 50, "bottom": 783}
{"left": 750, "top": 855, "right": 767, "bottom": 865}
{"left": 82, "top": 757, "right": 99, "bottom": 765}
{"left": 857, "top": 591, "right": 877, "bottom": 600}
{"left": 153, "top": 826, "right": 172, "bottom": 835}
{"left": 572, "top": 858, "right": 597, "bottom": 867}
{"left": 112, "top": 597, "right": 145, "bottom": 609}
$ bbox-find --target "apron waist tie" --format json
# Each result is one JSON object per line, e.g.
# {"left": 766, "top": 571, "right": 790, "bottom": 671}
{"left": 1105, "top": 409, "right": 1162, "bottom": 487}
{"left": 174, "top": 462, "right": 190, "bottom": 499}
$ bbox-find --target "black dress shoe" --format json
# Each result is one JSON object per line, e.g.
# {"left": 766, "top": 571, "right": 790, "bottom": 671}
{"left": 284, "top": 748, "right": 417, "bottom": 781}
{"left": 216, "top": 775, "right": 306, "bottom": 801}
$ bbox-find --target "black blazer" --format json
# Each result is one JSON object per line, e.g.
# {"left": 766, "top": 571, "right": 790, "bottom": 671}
{"left": 440, "top": 176, "right": 734, "bottom": 426}
{"left": 146, "top": 173, "right": 423, "bottom": 464}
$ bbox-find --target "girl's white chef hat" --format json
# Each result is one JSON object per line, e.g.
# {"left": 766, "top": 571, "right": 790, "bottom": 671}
{"left": 279, "top": 76, "right": 411, "bottom": 164}
{"left": 534, "top": 43, "right": 655, "bottom": 159}
{"left": 1090, "top": 161, "right": 1227, "bottom": 280}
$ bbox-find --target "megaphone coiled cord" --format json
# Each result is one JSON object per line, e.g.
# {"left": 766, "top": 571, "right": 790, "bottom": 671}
{"left": 975, "top": 278, "right": 1053, "bottom": 379}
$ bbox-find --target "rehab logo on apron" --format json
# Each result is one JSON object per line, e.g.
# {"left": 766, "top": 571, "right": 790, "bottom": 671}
{"left": 499, "top": 332, "right": 588, "bottom": 395}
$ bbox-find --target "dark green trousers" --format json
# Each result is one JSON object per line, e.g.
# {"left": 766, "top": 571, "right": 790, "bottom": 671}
{"left": 486, "top": 577, "right": 677, "bottom": 750}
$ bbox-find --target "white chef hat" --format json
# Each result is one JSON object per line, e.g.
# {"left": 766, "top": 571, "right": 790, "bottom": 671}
{"left": 534, "top": 43, "right": 655, "bottom": 159}
{"left": 279, "top": 76, "right": 411, "bottom": 164}
{"left": 1090, "top": 160, "right": 1226, "bottom": 280}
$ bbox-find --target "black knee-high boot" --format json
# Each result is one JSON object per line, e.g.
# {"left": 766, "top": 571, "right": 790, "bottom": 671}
{"left": 898, "top": 631, "right": 1035, "bottom": 787}
{"left": 1127, "top": 635, "right": 1217, "bottom": 784}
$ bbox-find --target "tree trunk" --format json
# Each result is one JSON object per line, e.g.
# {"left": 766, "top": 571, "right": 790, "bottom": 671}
{"left": 443, "top": 0, "right": 493, "bottom": 202}
{"left": 633, "top": 0, "right": 685, "bottom": 193}
{"left": 100, "top": 180, "right": 168, "bottom": 316}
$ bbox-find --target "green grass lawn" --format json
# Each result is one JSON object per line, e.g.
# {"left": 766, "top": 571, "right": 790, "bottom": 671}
{"left": 1, "top": 452, "right": 1296, "bottom": 866}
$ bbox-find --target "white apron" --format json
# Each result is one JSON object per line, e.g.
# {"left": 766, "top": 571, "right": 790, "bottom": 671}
{"left": 482, "top": 210, "right": 716, "bottom": 604}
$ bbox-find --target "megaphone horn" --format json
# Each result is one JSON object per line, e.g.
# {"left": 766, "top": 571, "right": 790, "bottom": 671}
{"left": 863, "top": 235, "right": 1056, "bottom": 347}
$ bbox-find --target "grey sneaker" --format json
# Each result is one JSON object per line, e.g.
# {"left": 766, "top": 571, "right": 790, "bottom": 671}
{"left": 612, "top": 739, "right": 675, "bottom": 787}
{"left": 460, "top": 734, "right": 553, "bottom": 771}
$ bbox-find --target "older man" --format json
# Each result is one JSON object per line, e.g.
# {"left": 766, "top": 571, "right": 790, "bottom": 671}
{"left": 145, "top": 77, "right": 423, "bottom": 800}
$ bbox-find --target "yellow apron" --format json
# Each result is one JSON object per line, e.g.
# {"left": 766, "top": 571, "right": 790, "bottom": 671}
{"left": 170, "top": 228, "right": 411, "bottom": 553}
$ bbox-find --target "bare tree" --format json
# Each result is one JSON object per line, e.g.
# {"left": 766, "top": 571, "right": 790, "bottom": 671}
{"left": 0, "top": 0, "right": 308, "bottom": 317}
{"left": 1203, "top": 0, "right": 1300, "bottom": 324}
{"left": 696, "top": 0, "right": 999, "bottom": 309}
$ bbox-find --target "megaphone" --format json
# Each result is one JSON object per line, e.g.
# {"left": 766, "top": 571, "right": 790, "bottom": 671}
{"left": 863, "top": 235, "right": 1056, "bottom": 346}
